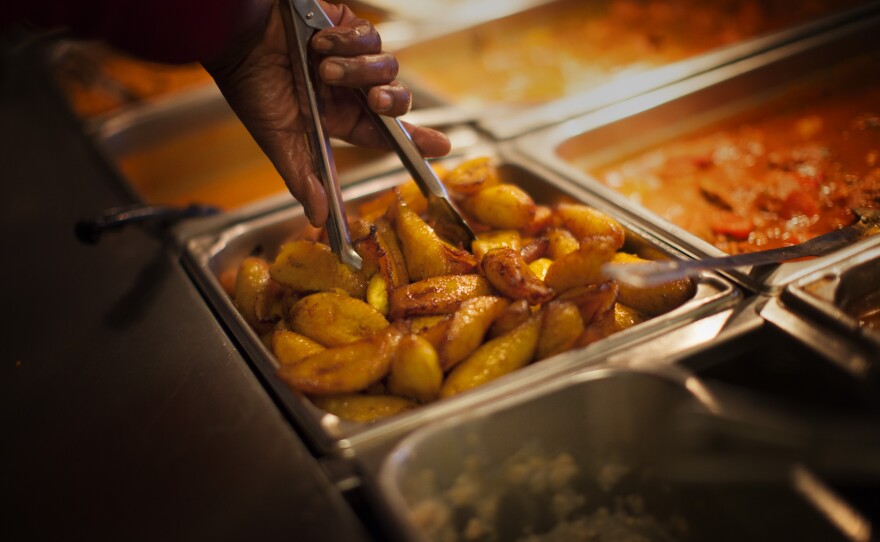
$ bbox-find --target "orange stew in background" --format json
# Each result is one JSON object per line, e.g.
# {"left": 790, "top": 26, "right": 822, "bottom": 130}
{"left": 118, "top": 115, "right": 387, "bottom": 211}
{"left": 397, "top": 0, "right": 869, "bottom": 106}
{"left": 591, "top": 67, "right": 880, "bottom": 254}
{"left": 51, "top": 43, "right": 212, "bottom": 118}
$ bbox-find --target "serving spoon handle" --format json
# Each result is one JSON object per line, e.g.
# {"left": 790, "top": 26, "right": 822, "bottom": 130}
{"left": 603, "top": 208, "right": 880, "bottom": 287}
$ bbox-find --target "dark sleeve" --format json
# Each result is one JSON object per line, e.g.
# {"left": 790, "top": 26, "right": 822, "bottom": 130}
{"left": 5, "top": 0, "right": 269, "bottom": 64}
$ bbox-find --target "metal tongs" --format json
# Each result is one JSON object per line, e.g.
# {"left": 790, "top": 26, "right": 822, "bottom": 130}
{"left": 279, "top": 0, "right": 475, "bottom": 270}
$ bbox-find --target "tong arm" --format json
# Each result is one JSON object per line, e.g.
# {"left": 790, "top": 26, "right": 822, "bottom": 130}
{"left": 280, "top": 0, "right": 362, "bottom": 269}
{"left": 287, "top": 0, "right": 475, "bottom": 249}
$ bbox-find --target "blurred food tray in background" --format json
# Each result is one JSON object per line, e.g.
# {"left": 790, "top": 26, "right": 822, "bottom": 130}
{"left": 515, "top": 13, "right": 880, "bottom": 293}
{"left": 394, "top": 0, "right": 879, "bottom": 138}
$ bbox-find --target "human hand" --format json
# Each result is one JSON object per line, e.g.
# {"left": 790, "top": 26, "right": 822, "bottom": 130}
{"left": 204, "top": 0, "right": 451, "bottom": 226}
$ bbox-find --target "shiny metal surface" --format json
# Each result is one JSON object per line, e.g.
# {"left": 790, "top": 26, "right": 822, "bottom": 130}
{"left": 182, "top": 145, "right": 739, "bottom": 456}
{"left": 515, "top": 14, "right": 880, "bottom": 293}
{"left": 370, "top": 366, "right": 872, "bottom": 542}
{"left": 677, "top": 303, "right": 879, "bottom": 412}
{"left": 767, "top": 240, "right": 880, "bottom": 377}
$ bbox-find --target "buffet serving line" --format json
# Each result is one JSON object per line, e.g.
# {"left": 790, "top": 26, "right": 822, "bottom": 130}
{"left": 7, "top": 1, "right": 880, "bottom": 540}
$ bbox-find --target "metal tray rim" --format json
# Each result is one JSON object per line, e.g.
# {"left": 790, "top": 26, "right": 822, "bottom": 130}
{"left": 780, "top": 240, "right": 880, "bottom": 351}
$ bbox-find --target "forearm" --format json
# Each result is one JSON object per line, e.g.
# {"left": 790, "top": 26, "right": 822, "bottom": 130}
{"left": 5, "top": 0, "right": 273, "bottom": 63}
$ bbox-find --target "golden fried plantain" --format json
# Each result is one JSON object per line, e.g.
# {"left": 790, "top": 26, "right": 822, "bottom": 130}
{"left": 352, "top": 217, "right": 410, "bottom": 291}
{"left": 278, "top": 325, "right": 404, "bottom": 395}
{"left": 358, "top": 180, "right": 427, "bottom": 222}
{"left": 527, "top": 257, "right": 553, "bottom": 282}
{"left": 557, "top": 281, "right": 619, "bottom": 325}
{"left": 388, "top": 334, "right": 443, "bottom": 402}
{"left": 440, "top": 296, "right": 510, "bottom": 370}
{"left": 219, "top": 267, "right": 238, "bottom": 297}
{"left": 546, "top": 228, "right": 580, "bottom": 259}
{"left": 522, "top": 205, "right": 554, "bottom": 237}
{"left": 471, "top": 230, "right": 521, "bottom": 261}
{"left": 366, "top": 274, "right": 390, "bottom": 316}
{"left": 349, "top": 220, "right": 380, "bottom": 279}
{"left": 443, "top": 156, "right": 500, "bottom": 195}
{"left": 290, "top": 291, "right": 389, "bottom": 347}
{"left": 519, "top": 237, "right": 549, "bottom": 263}
{"left": 310, "top": 393, "right": 417, "bottom": 423}
{"left": 234, "top": 155, "right": 704, "bottom": 420}
{"left": 611, "top": 252, "right": 697, "bottom": 316}
{"left": 573, "top": 301, "right": 646, "bottom": 348}
{"left": 388, "top": 197, "right": 477, "bottom": 281}
{"left": 272, "top": 330, "right": 325, "bottom": 366}
{"left": 555, "top": 203, "right": 626, "bottom": 250}
{"left": 481, "top": 247, "right": 555, "bottom": 306}
{"left": 389, "top": 274, "right": 493, "bottom": 320}
{"left": 487, "top": 299, "right": 531, "bottom": 339}
{"left": 409, "top": 315, "right": 449, "bottom": 334}
{"left": 543, "top": 235, "right": 618, "bottom": 292}
{"left": 460, "top": 184, "right": 536, "bottom": 230}
{"left": 440, "top": 313, "right": 542, "bottom": 398}
{"left": 234, "top": 256, "right": 282, "bottom": 334}
{"left": 409, "top": 315, "right": 453, "bottom": 351}
{"left": 612, "top": 303, "right": 647, "bottom": 331}
{"left": 536, "top": 300, "right": 585, "bottom": 360}
{"left": 269, "top": 240, "right": 368, "bottom": 298}
{"left": 374, "top": 217, "right": 410, "bottom": 287}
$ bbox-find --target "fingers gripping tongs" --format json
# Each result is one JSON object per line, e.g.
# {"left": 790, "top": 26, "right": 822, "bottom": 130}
{"left": 279, "top": 0, "right": 475, "bottom": 270}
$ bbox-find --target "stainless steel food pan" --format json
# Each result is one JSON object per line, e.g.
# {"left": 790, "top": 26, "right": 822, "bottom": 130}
{"left": 88, "top": 83, "right": 480, "bottom": 215}
{"left": 642, "top": 298, "right": 880, "bottom": 415}
{"left": 393, "top": 0, "right": 880, "bottom": 140}
{"left": 779, "top": 239, "right": 880, "bottom": 356}
{"left": 515, "top": 14, "right": 880, "bottom": 294}
{"left": 370, "top": 365, "right": 876, "bottom": 542}
{"left": 181, "top": 146, "right": 738, "bottom": 456}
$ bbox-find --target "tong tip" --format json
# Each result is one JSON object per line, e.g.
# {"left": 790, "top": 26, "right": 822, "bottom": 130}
{"left": 428, "top": 196, "right": 477, "bottom": 249}
{"left": 602, "top": 261, "right": 686, "bottom": 288}
{"left": 339, "top": 246, "right": 364, "bottom": 271}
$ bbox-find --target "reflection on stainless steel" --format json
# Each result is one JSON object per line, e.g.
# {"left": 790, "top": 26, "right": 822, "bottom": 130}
{"left": 610, "top": 310, "right": 738, "bottom": 370}
{"left": 762, "top": 297, "right": 875, "bottom": 380}
{"left": 780, "top": 238, "right": 880, "bottom": 359}
{"left": 182, "top": 150, "right": 737, "bottom": 455}
{"left": 694, "top": 304, "right": 879, "bottom": 414}
{"left": 792, "top": 465, "right": 872, "bottom": 542}
{"left": 683, "top": 375, "right": 723, "bottom": 415}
